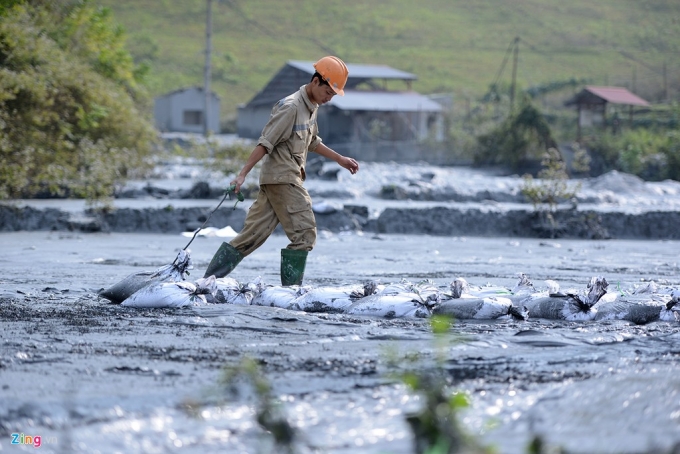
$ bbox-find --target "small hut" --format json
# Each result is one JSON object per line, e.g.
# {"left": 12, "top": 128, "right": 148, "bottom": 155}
{"left": 154, "top": 87, "right": 220, "bottom": 133}
{"left": 565, "top": 86, "right": 650, "bottom": 138}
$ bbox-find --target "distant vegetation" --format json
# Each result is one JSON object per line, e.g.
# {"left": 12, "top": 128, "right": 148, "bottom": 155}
{"left": 581, "top": 121, "right": 680, "bottom": 181}
{"left": 99, "top": 0, "right": 680, "bottom": 183}
{"left": 474, "top": 99, "right": 557, "bottom": 172}
{"left": 0, "top": 0, "right": 157, "bottom": 201}
{"left": 2, "top": 0, "right": 679, "bottom": 202}
{"left": 100, "top": 0, "right": 680, "bottom": 121}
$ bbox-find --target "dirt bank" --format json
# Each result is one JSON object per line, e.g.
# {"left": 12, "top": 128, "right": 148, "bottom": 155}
{"left": 3, "top": 164, "right": 680, "bottom": 240}
{"left": 2, "top": 201, "right": 679, "bottom": 240}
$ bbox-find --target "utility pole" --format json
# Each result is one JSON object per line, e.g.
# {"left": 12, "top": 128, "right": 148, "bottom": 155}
{"left": 663, "top": 60, "right": 668, "bottom": 102}
{"left": 203, "top": 0, "right": 212, "bottom": 137}
{"left": 510, "top": 36, "right": 519, "bottom": 112}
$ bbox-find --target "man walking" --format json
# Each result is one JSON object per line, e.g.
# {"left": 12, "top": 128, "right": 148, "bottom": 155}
{"left": 203, "top": 56, "right": 359, "bottom": 286}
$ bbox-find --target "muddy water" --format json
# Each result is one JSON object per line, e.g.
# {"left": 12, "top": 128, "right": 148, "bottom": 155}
{"left": 1, "top": 231, "right": 679, "bottom": 453}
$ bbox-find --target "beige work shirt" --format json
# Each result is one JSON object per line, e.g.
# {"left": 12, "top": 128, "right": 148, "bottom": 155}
{"left": 257, "top": 85, "right": 323, "bottom": 185}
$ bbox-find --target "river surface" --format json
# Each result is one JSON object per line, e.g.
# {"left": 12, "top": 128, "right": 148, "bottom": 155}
{"left": 1, "top": 231, "right": 679, "bottom": 453}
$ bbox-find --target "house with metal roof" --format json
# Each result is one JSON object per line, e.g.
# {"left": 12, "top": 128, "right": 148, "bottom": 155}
{"left": 154, "top": 87, "right": 220, "bottom": 134}
{"left": 565, "top": 86, "right": 650, "bottom": 138}
{"left": 237, "top": 61, "right": 446, "bottom": 162}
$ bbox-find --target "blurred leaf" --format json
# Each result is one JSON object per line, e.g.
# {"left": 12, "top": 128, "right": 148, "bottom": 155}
{"left": 430, "top": 315, "right": 452, "bottom": 335}
{"left": 449, "top": 392, "right": 470, "bottom": 409}
{"left": 401, "top": 372, "right": 420, "bottom": 390}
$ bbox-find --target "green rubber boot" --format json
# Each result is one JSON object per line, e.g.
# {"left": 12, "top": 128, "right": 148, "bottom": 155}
{"left": 203, "top": 242, "right": 244, "bottom": 278}
{"left": 280, "top": 249, "right": 308, "bottom": 286}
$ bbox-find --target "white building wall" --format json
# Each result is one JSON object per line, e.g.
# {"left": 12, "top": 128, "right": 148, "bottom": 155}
{"left": 154, "top": 88, "right": 220, "bottom": 133}
{"left": 153, "top": 96, "right": 172, "bottom": 131}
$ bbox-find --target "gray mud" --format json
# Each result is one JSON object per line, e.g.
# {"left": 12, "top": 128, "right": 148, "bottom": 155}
{"left": 1, "top": 232, "right": 679, "bottom": 453}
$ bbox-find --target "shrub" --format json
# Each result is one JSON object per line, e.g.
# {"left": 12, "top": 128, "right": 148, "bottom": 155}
{"left": 0, "top": 2, "right": 156, "bottom": 201}
{"left": 583, "top": 128, "right": 680, "bottom": 181}
{"left": 521, "top": 147, "right": 579, "bottom": 211}
{"left": 663, "top": 131, "right": 680, "bottom": 181}
{"left": 475, "top": 99, "right": 557, "bottom": 173}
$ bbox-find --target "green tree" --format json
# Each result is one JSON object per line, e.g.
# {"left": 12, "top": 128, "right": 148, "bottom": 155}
{"left": 46, "top": 0, "right": 148, "bottom": 95}
{"left": 475, "top": 100, "right": 557, "bottom": 173}
{"left": 0, "top": 1, "right": 156, "bottom": 200}
{"left": 0, "top": 0, "right": 23, "bottom": 16}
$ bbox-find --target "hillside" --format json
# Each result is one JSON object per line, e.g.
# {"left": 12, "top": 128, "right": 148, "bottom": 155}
{"left": 101, "top": 0, "right": 680, "bottom": 124}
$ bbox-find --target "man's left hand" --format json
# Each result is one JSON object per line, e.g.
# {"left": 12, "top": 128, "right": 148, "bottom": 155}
{"left": 340, "top": 157, "right": 359, "bottom": 175}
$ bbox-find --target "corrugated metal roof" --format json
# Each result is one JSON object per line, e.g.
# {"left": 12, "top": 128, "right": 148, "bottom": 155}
{"left": 328, "top": 91, "right": 442, "bottom": 112}
{"left": 156, "top": 86, "right": 220, "bottom": 100}
{"left": 288, "top": 60, "right": 417, "bottom": 81}
{"left": 585, "top": 86, "right": 650, "bottom": 106}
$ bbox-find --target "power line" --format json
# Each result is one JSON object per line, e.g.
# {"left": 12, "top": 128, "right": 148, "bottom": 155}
{"left": 491, "top": 38, "right": 517, "bottom": 89}
{"left": 221, "top": 0, "right": 338, "bottom": 57}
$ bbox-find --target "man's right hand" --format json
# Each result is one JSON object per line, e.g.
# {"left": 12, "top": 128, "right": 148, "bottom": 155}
{"left": 230, "top": 175, "right": 246, "bottom": 194}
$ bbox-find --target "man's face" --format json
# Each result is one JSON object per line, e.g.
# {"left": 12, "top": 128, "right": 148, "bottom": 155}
{"left": 310, "top": 79, "right": 336, "bottom": 105}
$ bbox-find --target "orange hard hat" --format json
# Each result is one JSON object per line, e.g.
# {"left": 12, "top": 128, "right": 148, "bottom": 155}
{"left": 313, "top": 56, "right": 349, "bottom": 96}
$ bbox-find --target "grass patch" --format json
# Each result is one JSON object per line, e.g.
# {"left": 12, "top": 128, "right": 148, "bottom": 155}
{"left": 101, "top": 0, "right": 680, "bottom": 122}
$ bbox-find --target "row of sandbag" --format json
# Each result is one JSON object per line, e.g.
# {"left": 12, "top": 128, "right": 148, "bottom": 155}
{"left": 101, "top": 255, "right": 680, "bottom": 322}
{"left": 444, "top": 275, "right": 680, "bottom": 323}
{"left": 98, "top": 250, "right": 434, "bottom": 318}
{"left": 119, "top": 277, "right": 433, "bottom": 318}
{"left": 253, "top": 276, "right": 680, "bottom": 323}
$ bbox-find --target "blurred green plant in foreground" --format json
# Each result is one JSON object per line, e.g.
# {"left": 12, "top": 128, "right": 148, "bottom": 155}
{"left": 183, "top": 313, "right": 572, "bottom": 454}
{"left": 221, "top": 357, "right": 297, "bottom": 453}
{"left": 389, "top": 315, "right": 494, "bottom": 454}
{"left": 179, "top": 355, "right": 298, "bottom": 452}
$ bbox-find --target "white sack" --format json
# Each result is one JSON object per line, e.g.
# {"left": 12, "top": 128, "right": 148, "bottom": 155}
{"left": 121, "top": 281, "right": 207, "bottom": 308}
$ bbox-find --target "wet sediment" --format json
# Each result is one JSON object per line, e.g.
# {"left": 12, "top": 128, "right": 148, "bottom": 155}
{"left": 1, "top": 231, "right": 679, "bottom": 453}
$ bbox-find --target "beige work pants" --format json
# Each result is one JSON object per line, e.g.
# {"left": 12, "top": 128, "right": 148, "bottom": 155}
{"left": 230, "top": 183, "right": 317, "bottom": 257}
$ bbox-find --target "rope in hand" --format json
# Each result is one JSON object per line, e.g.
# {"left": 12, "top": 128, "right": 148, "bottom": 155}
{"left": 179, "top": 184, "right": 245, "bottom": 253}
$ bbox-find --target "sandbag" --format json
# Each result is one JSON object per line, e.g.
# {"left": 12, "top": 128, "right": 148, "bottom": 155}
{"left": 215, "top": 278, "right": 265, "bottom": 305}
{"left": 347, "top": 293, "right": 431, "bottom": 318}
{"left": 99, "top": 250, "right": 192, "bottom": 304}
{"left": 252, "top": 285, "right": 309, "bottom": 308}
{"left": 206, "top": 276, "right": 240, "bottom": 304}
{"left": 121, "top": 281, "right": 206, "bottom": 308}
{"left": 594, "top": 294, "right": 668, "bottom": 324}
{"left": 433, "top": 296, "right": 525, "bottom": 320}
{"left": 288, "top": 285, "right": 361, "bottom": 313}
